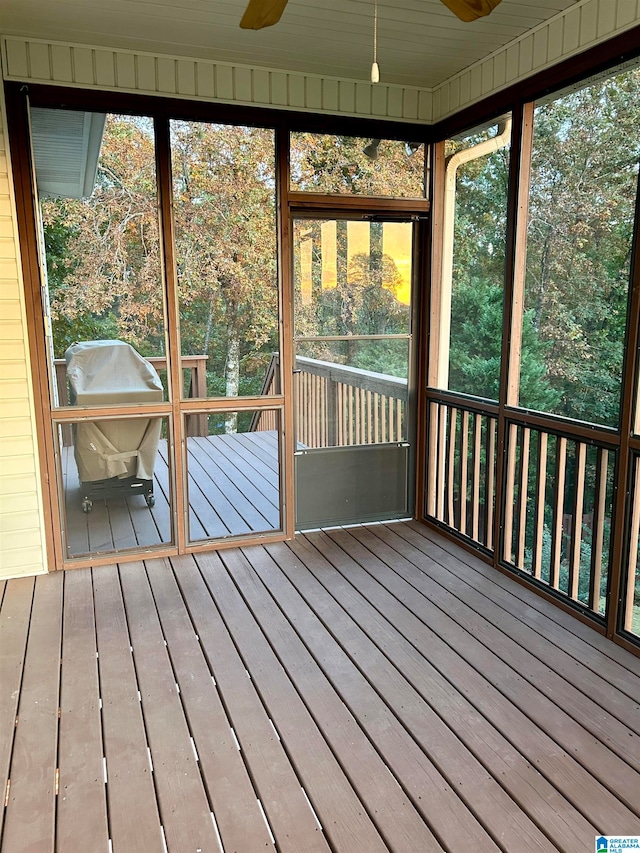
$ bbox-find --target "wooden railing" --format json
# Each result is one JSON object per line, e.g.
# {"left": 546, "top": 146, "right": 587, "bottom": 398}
{"left": 502, "top": 421, "right": 616, "bottom": 615}
{"left": 426, "top": 393, "right": 621, "bottom": 618}
{"left": 252, "top": 354, "right": 408, "bottom": 448}
{"left": 426, "top": 396, "right": 498, "bottom": 550}
{"left": 623, "top": 453, "right": 640, "bottom": 634}
{"left": 54, "top": 354, "right": 208, "bottom": 445}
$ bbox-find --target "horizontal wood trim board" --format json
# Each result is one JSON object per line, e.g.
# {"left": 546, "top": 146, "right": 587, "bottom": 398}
{"left": 289, "top": 195, "right": 431, "bottom": 212}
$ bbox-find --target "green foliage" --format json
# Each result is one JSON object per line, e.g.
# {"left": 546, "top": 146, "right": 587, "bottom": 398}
{"left": 524, "top": 67, "right": 640, "bottom": 426}
{"left": 449, "top": 277, "right": 560, "bottom": 410}
{"left": 525, "top": 522, "right": 608, "bottom": 611}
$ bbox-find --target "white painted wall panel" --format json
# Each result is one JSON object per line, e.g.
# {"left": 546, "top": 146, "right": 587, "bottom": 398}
{"left": 73, "top": 47, "right": 95, "bottom": 86}
{"left": 563, "top": 7, "right": 582, "bottom": 53}
{"left": 403, "top": 88, "right": 418, "bottom": 121}
{"left": 271, "top": 72, "right": 288, "bottom": 106}
{"left": 322, "top": 78, "right": 339, "bottom": 112}
{"left": 581, "top": 2, "right": 599, "bottom": 44}
{"left": 1, "top": 36, "right": 433, "bottom": 123}
{"left": 196, "top": 62, "right": 216, "bottom": 100}
{"left": 253, "top": 69, "right": 270, "bottom": 105}
{"left": 339, "top": 81, "right": 355, "bottom": 115}
{"left": 306, "top": 76, "right": 322, "bottom": 110}
{"left": 29, "top": 41, "right": 51, "bottom": 79}
{"left": 176, "top": 59, "right": 196, "bottom": 97}
{"left": 387, "top": 87, "right": 403, "bottom": 118}
{"left": 156, "top": 56, "right": 177, "bottom": 94}
{"left": 547, "top": 17, "right": 565, "bottom": 62}
{"left": 289, "top": 75, "right": 305, "bottom": 108}
{"left": 4, "top": 39, "right": 28, "bottom": 78}
{"left": 51, "top": 44, "right": 73, "bottom": 82}
{"left": 235, "top": 66, "right": 252, "bottom": 102}
{"left": 94, "top": 49, "right": 116, "bottom": 87}
{"left": 0, "top": 83, "right": 46, "bottom": 579}
{"left": 116, "top": 52, "right": 137, "bottom": 90}
{"left": 617, "top": 0, "right": 639, "bottom": 27}
{"left": 433, "top": 0, "right": 640, "bottom": 121}
{"left": 137, "top": 54, "right": 157, "bottom": 92}
{"left": 216, "top": 64, "right": 234, "bottom": 100}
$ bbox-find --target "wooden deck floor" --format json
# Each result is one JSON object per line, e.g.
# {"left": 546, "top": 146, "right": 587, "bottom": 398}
{"left": 63, "top": 430, "right": 281, "bottom": 556}
{"left": 1, "top": 522, "right": 640, "bottom": 852}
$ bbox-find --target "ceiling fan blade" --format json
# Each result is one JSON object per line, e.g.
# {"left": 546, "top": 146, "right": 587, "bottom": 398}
{"left": 240, "top": 0, "right": 289, "bottom": 29}
{"left": 439, "top": 0, "right": 502, "bottom": 22}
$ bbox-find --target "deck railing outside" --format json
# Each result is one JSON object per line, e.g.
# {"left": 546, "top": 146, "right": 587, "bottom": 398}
{"left": 252, "top": 354, "right": 408, "bottom": 448}
{"left": 54, "top": 354, "right": 208, "bottom": 445}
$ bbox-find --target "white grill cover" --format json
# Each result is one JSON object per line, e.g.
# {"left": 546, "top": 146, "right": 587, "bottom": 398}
{"left": 65, "top": 341, "right": 163, "bottom": 483}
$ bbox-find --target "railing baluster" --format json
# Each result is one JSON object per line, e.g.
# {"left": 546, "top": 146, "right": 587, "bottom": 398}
{"left": 532, "top": 431, "right": 548, "bottom": 580}
{"left": 381, "top": 395, "right": 387, "bottom": 444}
{"left": 486, "top": 417, "right": 496, "bottom": 550}
{"left": 397, "top": 398, "right": 402, "bottom": 442}
{"left": 472, "top": 413, "right": 481, "bottom": 543}
{"left": 624, "top": 456, "right": 640, "bottom": 632}
{"left": 427, "top": 401, "right": 438, "bottom": 518}
{"left": 303, "top": 373, "right": 309, "bottom": 447}
{"left": 437, "top": 404, "right": 447, "bottom": 521}
{"left": 569, "top": 441, "right": 587, "bottom": 601}
{"left": 312, "top": 374, "right": 316, "bottom": 445}
{"left": 516, "top": 427, "right": 530, "bottom": 569}
{"left": 550, "top": 436, "right": 568, "bottom": 590}
{"left": 590, "top": 447, "right": 608, "bottom": 612}
{"left": 460, "top": 410, "right": 469, "bottom": 536}
{"left": 373, "top": 392, "right": 379, "bottom": 443}
{"left": 447, "top": 408, "right": 458, "bottom": 528}
{"left": 503, "top": 423, "right": 518, "bottom": 564}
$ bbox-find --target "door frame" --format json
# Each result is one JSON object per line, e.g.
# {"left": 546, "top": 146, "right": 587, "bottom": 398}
{"left": 286, "top": 197, "right": 430, "bottom": 530}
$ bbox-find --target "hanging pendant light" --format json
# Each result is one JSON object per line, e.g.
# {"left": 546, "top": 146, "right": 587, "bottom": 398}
{"left": 371, "top": 0, "right": 380, "bottom": 83}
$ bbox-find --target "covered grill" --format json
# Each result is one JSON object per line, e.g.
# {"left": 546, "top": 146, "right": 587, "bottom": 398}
{"left": 65, "top": 340, "right": 164, "bottom": 513}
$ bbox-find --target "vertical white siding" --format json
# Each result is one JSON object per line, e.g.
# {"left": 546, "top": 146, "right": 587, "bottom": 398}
{"left": 0, "top": 36, "right": 432, "bottom": 123}
{"left": 433, "top": 0, "right": 640, "bottom": 121}
{"left": 0, "top": 83, "right": 47, "bottom": 578}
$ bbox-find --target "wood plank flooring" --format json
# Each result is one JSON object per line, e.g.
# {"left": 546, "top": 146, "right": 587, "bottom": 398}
{"left": 1, "top": 521, "right": 639, "bottom": 852}
{"left": 62, "top": 431, "right": 282, "bottom": 556}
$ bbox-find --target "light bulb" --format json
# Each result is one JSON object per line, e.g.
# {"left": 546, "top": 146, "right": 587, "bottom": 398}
{"left": 371, "top": 61, "right": 380, "bottom": 84}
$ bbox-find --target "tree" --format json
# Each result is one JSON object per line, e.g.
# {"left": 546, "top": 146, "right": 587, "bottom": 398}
{"left": 449, "top": 277, "right": 560, "bottom": 411}
{"left": 169, "top": 121, "right": 278, "bottom": 429}
{"left": 524, "top": 67, "right": 640, "bottom": 426}
{"left": 42, "top": 115, "right": 164, "bottom": 359}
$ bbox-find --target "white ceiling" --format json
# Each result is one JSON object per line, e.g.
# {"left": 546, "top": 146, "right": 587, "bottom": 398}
{"left": 0, "top": 0, "right": 581, "bottom": 88}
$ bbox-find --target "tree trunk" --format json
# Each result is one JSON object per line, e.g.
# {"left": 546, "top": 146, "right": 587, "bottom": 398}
{"left": 225, "top": 330, "right": 240, "bottom": 433}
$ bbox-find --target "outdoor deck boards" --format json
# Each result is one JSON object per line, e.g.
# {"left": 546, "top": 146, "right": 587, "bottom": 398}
{"left": 1, "top": 523, "right": 639, "bottom": 852}
{"left": 62, "top": 431, "right": 282, "bottom": 556}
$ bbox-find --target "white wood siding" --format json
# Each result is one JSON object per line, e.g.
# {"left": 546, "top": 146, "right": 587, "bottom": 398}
{"left": 0, "top": 83, "right": 47, "bottom": 579}
{"left": 0, "top": 37, "right": 433, "bottom": 123}
{"left": 433, "top": 0, "right": 640, "bottom": 120}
